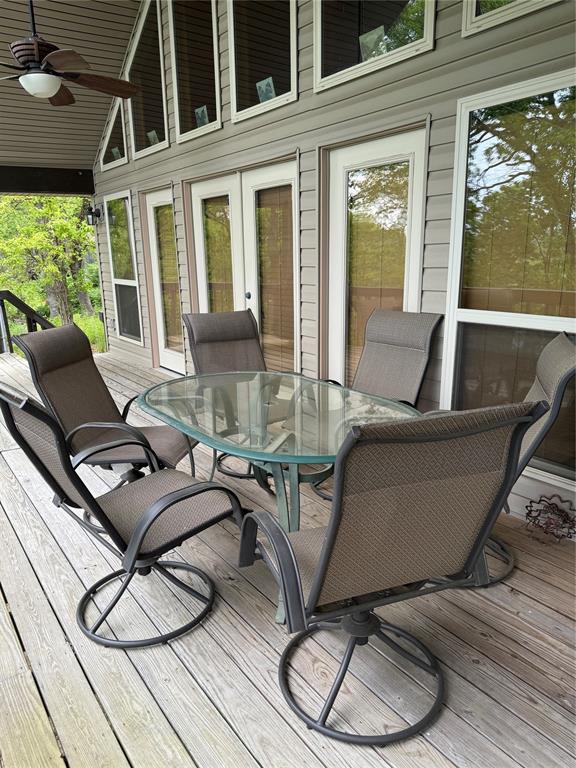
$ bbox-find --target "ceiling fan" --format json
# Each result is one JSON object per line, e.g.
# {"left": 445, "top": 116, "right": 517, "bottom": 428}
{"left": 0, "top": 0, "right": 139, "bottom": 106}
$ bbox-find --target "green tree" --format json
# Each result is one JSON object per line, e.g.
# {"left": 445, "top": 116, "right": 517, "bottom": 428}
{"left": 0, "top": 195, "right": 96, "bottom": 325}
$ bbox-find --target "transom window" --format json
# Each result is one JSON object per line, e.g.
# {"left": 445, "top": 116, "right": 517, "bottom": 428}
{"left": 126, "top": 0, "right": 168, "bottom": 158}
{"left": 314, "top": 0, "right": 435, "bottom": 92}
{"left": 462, "top": 0, "right": 563, "bottom": 37}
{"left": 170, "top": 0, "right": 221, "bottom": 141}
{"left": 228, "top": 0, "right": 297, "bottom": 121}
{"left": 101, "top": 101, "right": 127, "bottom": 170}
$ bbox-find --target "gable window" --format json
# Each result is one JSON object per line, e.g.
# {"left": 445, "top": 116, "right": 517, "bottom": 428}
{"left": 314, "top": 0, "right": 435, "bottom": 92}
{"left": 169, "top": 0, "right": 221, "bottom": 141}
{"left": 442, "top": 72, "right": 575, "bottom": 483}
{"left": 462, "top": 0, "right": 563, "bottom": 37}
{"left": 126, "top": 0, "right": 168, "bottom": 159}
{"left": 101, "top": 101, "right": 127, "bottom": 170}
{"left": 228, "top": 0, "right": 297, "bottom": 122}
{"left": 104, "top": 193, "right": 142, "bottom": 344}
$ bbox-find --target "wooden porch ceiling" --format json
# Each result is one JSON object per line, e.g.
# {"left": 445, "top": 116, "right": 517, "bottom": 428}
{"left": 0, "top": 0, "right": 140, "bottom": 180}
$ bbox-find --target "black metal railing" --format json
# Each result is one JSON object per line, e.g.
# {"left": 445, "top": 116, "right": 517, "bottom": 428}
{"left": 0, "top": 290, "right": 54, "bottom": 353}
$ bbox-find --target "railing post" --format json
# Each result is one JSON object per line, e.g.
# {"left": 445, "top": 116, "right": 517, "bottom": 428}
{"left": 0, "top": 299, "right": 13, "bottom": 353}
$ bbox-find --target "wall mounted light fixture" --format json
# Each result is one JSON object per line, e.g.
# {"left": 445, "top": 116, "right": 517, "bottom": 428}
{"left": 86, "top": 206, "right": 101, "bottom": 226}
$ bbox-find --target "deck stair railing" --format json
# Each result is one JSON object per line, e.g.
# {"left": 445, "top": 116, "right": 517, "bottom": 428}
{"left": 0, "top": 290, "right": 54, "bottom": 354}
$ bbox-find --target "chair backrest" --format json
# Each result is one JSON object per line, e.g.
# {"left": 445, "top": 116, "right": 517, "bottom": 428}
{"left": 0, "top": 383, "right": 125, "bottom": 551}
{"left": 13, "top": 324, "right": 123, "bottom": 453}
{"left": 352, "top": 310, "right": 442, "bottom": 404}
{"left": 183, "top": 310, "right": 266, "bottom": 374}
{"left": 306, "top": 401, "right": 546, "bottom": 613}
{"left": 518, "top": 332, "right": 575, "bottom": 476}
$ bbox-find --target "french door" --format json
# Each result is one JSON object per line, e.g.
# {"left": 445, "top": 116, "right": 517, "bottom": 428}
{"left": 145, "top": 189, "right": 185, "bottom": 373}
{"left": 327, "top": 130, "right": 427, "bottom": 385}
{"left": 190, "top": 161, "right": 299, "bottom": 371}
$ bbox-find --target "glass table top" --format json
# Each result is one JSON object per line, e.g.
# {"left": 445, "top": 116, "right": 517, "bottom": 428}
{"left": 139, "top": 372, "right": 418, "bottom": 464}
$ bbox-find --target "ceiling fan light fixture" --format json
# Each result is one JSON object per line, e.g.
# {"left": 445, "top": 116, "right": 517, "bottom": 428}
{"left": 19, "top": 71, "right": 61, "bottom": 98}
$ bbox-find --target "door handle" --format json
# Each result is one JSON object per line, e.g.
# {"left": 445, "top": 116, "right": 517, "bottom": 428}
{"left": 245, "top": 291, "right": 251, "bottom": 299}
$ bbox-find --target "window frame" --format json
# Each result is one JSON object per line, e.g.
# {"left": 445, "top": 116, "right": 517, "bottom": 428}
{"left": 313, "top": 0, "right": 436, "bottom": 93}
{"left": 227, "top": 0, "right": 298, "bottom": 123}
{"left": 461, "top": 0, "right": 563, "bottom": 38}
{"left": 440, "top": 69, "right": 576, "bottom": 490}
{"left": 168, "top": 0, "right": 222, "bottom": 143}
{"left": 103, "top": 190, "right": 144, "bottom": 346}
{"left": 125, "top": 0, "right": 169, "bottom": 161}
{"left": 100, "top": 99, "right": 128, "bottom": 172}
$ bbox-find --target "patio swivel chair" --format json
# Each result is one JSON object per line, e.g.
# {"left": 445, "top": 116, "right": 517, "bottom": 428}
{"left": 13, "top": 324, "right": 195, "bottom": 489}
{"left": 239, "top": 401, "right": 546, "bottom": 745}
{"left": 314, "top": 309, "right": 443, "bottom": 499}
{"left": 0, "top": 381, "right": 244, "bottom": 648}
{"left": 183, "top": 309, "right": 276, "bottom": 485}
{"left": 486, "top": 331, "right": 575, "bottom": 583}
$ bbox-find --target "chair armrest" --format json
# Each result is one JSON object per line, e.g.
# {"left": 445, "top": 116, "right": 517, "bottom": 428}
{"left": 121, "top": 395, "right": 138, "bottom": 421}
{"left": 122, "top": 482, "right": 245, "bottom": 571}
{"left": 66, "top": 421, "right": 152, "bottom": 452}
{"left": 71, "top": 438, "right": 162, "bottom": 473}
{"left": 322, "top": 378, "right": 342, "bottom": 387}
{"left": 239, "top": 511, "right": 306, "bottom": 633}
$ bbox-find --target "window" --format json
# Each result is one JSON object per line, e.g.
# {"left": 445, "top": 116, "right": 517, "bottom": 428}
{"left": 462, "top": 0, "right": 563, "bottom": 37}
{"left": 314, "top": 0, "right": 435, "bottom": 92}
{"left": 101, "top": 101, "right": 127, "bottom": 170}
{"left": 169, "top": 0, "right": 221, "bottom": 141}
{"left": 228, "top": 0, "right": 297, "bottom": 121}
{"left": 202, "top": 196, "right": 235, "bottom": 313}
{"left": 442, "top": 71, "right": 575, "bottom": 484}
{"left": 126, "top": 0, "right": 168, "bottom": 159}
{"left": 104, "top": 193, "right": 142, "bottom": 343}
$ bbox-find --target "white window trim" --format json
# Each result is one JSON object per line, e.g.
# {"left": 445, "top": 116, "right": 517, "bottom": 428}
{"left": 126, "top": 0, "right": 169, "bottom": 160}
{"left": 313, "top": 1, "right": 435, "bottom": 93}
{"left": 328, "top": 129, "right": 427, "bottom": 384}
{"left": 440, "top": 68, "right": 576, "bottom": 491}
{"left": 168, "top": 0, "right": 222, "bottom": 143}
{"left": 103, "top": 190, "right": 144, "bottom": 346}
{"left": 100, "top": 100, "right": 128, "bottom": 172}
{"left": 227, "top": 0, "right": 297, "bottom": 123}
{"left": 461, "top": 0, "right": 563, "bottom": 38}
{"left": 190, "top": 174, "right": 246, "bottom": 313}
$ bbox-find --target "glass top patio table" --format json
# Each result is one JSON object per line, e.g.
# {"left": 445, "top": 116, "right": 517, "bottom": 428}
{"left": 138, "top": 371, "right": 418, "bottom": 465}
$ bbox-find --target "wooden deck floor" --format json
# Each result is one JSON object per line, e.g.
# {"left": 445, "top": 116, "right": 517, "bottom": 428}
{"left": 0, "top": 351, "right": 574, "bottom": 768}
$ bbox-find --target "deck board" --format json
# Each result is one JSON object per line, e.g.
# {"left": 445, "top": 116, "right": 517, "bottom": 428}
{"left": 0, "top": 351, "right": 574, "bottom": 768}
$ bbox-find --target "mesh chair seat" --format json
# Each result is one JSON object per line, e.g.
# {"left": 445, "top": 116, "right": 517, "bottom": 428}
{"left": 98, "top": 469, "right": 232, "bottom": 556}
{"left": 81, "top": 424, "right": 190, "bottom": 468}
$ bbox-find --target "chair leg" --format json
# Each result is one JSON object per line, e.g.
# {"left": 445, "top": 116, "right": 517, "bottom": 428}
{"left": 216, "top": 452, "right": 257, "bottom": 480}
{"left": 278, "top": 611, "right": 444, "bottom": 745}
{"left": 311, "top": 479, "right": 333, "bottom": 502}
{"left": 76, "top": 561, "right": 214, "bottom": 648}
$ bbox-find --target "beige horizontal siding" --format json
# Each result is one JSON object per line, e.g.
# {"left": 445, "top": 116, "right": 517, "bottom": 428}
{"left": 93, "top": 0, "right": 575, "bottom": 393}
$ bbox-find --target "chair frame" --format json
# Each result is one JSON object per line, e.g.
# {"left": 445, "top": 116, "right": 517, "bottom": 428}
{"left": 13, "top": 328, "right": 196, "bottom": 488}
{"left": 0, "top": 383, "right": 245, "bottom": 649}
{"left": 239, "top": 402, "right": 546, "bottom": 745}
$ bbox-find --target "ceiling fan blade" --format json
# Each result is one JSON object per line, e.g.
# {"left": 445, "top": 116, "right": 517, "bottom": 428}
{"left": 0, "top": 74, "right": 20, "bottom": 81}
{"left": 62, "top": 72, "right": 139, "bottom": 98}
{"left": 42, "top": 49, "right": 90, "bottom": 72}
{"left": 0, "top": 60, "right": 25, "bottom": 71}
{"left": 49, "top": 84, "right": 75, "bottom": 106}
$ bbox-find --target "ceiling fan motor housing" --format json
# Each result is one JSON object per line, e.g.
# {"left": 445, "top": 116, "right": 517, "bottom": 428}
{"left": 9, "top": 37, "right": 58, "bottom": 68}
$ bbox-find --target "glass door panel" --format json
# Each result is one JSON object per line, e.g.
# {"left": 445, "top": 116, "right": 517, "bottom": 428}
{"left": 255, "top": 185, "right": 295, "bottom": 371}
{"left": 346, "top": 161, "right": 409, "bottom": 383}
{"left": 202, "top": 195, "right": 234, "bottom": 313}
{"left": 328, "top": 131, "right": 426, "bottom": 384}
{"left": 146, "top": 190, "right": 184, "bottom": 373}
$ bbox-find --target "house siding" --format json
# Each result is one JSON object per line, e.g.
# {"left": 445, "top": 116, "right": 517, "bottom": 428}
{"left": 92, "top": 0, "right": 575, "bottom": 410}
